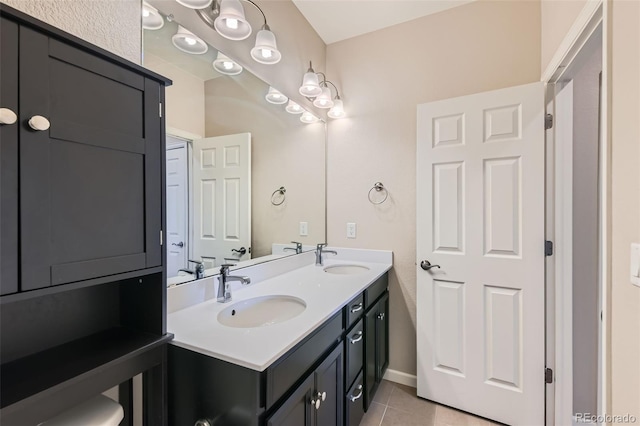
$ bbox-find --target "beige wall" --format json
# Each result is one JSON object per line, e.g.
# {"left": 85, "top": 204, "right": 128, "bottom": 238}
{"left": 204, "top": 74, "right": 326, "bottom": 258}
{"left": 541, "top": 0, "right": 589, "bottom": 75}
{"left": 0, "top": 0, "right": 141, "bottom": 64}
{"left": 610, "top": 0, "right": 640, "bottom": 420}
{"left": 143, "top": 53, "right": 206, "bottom": 137}
{"left": 325, "top": 0, "right": 541, "bottom": 375}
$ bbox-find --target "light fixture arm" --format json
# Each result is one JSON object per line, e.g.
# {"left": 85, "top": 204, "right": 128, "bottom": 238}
{"left": 241, "top": 0, "right": 268, "bottom": 27}
{"left": 196, "top": 0, "right": 268, "bottom": 30}
{"left": 323, "top": 79, "right": 340, "bottom": 99}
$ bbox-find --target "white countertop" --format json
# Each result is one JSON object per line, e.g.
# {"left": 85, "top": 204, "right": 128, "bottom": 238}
{"left": 167, "top": 249, "right": 392, "bottom": 371}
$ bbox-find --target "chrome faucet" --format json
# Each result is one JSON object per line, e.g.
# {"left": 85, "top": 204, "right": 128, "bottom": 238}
{"left": 315, "top": 243, "right": 337, "bottom": 266}
{"left": 217, "top": 264, "right": 251, "bottom": 303}
{"left": 178, "top": 260, "right": 205, "bottom": 280}
{"left": 283, "top": 241, "right": 303, "bottom": 254}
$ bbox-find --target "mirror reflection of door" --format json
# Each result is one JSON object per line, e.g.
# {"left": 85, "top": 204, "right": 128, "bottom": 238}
{"left": 166, "top": 137, "right": 189, "bottom": 277}
{"left": 192, "top": 133, "right": 251, "bottom": 269}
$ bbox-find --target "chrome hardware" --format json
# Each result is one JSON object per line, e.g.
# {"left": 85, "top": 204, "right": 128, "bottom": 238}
{"left": 217, "top": 264, "right": 251, "bottom": 303}
{"left": 283, "top": 241, "right": 303, "bottom": 254}
{"left": 315, "top": 243, "right": 337, "bottom": 266}
{"left": 271, "top": 186, "right": 286, "bottom": 206}
{"left": 350, "top": 302, "right": 363, "bottom": 313}
{"left": 368, "top": 182, "right": 389, "bottom": 205}
{"left": 420, "top": 260, "right": 441, "bottom": 271}
{"left": 349, "top": 331, "right": 363, "bottom": 344}
{"left": 28, "top": 115, "right": 50, "bottom": 131}
{"left": 188, "top": 259, "right": 205, "bottom": 279}
{"left": 0, "top": 108, "right": 17, "bottom": 125}
{"left": 349, "top": 385, "right": 363, "bottom": 402}
{"left": 232, "top": 247, "right": 247, "bottom": 256}
{"left": 194, "top": 420, "right": 211, "bottom": 426}
{"left": 310, "top": 396, "right": 321, "bottom": 410}
{"left": 377, "top": 312, "right": 385, "bottom": 320}
{"left": 172, "top": 241, "right": 184, "bottom": 248}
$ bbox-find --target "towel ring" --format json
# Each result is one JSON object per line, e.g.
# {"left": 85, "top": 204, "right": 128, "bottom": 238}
{"left": 271, "top": 186, "right": 286, "bottom": 206}
{"left": 368, "top": 182, "right": 388, "bottom": 205}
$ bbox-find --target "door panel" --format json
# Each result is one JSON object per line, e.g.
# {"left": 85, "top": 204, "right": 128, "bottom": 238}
{"left": 267, "top": 374, "right": 313, "bottom": 426}
{"left": 416, "top": 82, "right": 545, "bottom": 425}
{"left": 314, "top": 344, "right": 343, "bottom": 426}
{"left": 166, "top": 143, "right": 188, "bottom": 277}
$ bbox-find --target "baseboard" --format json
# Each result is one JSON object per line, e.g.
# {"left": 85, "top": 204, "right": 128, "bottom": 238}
{"left": 383, "top": 369, "right": 417, "bottom": 388}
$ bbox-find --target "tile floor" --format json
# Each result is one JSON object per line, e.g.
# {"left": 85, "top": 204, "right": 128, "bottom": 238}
{"left": 360, "top": 380, "right": 503, "bottom": 426}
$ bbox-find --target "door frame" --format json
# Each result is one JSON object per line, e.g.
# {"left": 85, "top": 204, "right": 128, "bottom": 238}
{"left": 542, "top": 2, "right": 609, "bottom": 424}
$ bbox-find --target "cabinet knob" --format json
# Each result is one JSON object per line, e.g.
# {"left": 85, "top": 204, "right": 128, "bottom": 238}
{"left": 0, "top": 108, "right": 17, "bottom": 125}
{"left": 194, "top": 420, "right": 211, "bottom": 426}
{"left": 28, "top": 115, "right": 50, "bottom": 131}
{"left": 310, "top": 396, "right": 321, "bottom": 409}
{"left": 378, "top": 312, "right": 385, "bottom": 320}
{"left": 317, "top": 391, "right": 327, "bottom": 401}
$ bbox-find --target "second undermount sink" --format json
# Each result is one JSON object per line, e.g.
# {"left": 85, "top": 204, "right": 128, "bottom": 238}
{"left": 323, "top": 264, "right": 370, "bottom": 275}
{"left": 217, "top": 295, "right": 307, "bottom": 328}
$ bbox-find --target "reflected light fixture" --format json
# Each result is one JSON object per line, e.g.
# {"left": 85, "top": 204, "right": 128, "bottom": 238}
{"left": 172, "top": 25, "right": 208, "bottom": 54}
{"left": 328, "top": 98, "right": 345, "bottom": 119}
{"left": 285, "top": 100, "right": 304, "bottom": 114}
{"left": 195, "top": 0, "right": 282, "bottom": 64}
{"left": 313, "top": 86, "right": 334, "bottom": 109}
{"left": 300, "top": 111, "right": 319, "bottom": 124}
{"left": 265, "top": 87, "right": 288, "bottom": 104}
{"left": 176, "top": 0, "right": 213, "bottom": 9}
{"left": 142, "top": 2, "right": 164, "bottom": 30}
{"left": 299, "top": 62, "right": 345, "bottom": 118}
{"left": 299, "top": 62, "right": 322, "bottom": 97}
{"left": 212, "top": 52, "right": 243, "bottom": 75}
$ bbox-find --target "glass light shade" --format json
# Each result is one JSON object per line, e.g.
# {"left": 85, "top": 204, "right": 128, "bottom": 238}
{"left": 328, "top": 99, "right": 345, "bottom": 119}
{"left": 142, "top": 2, "right": 164, "bottom": 30}
{"left": 176, "top": 0, "right": 213, "bottom": 9}
{"left": 172, "top": 26, "right": 208, "bottom": 54}
{"left": 299, "top": 72, "right": 322, "bottom": 97}
{"left": 214, "top": 0, "right": 252, "bottom": 40}
{"left": 250, "top": 29, "right": 282, "bottom": 65}
{"left": 285, "top": 100, "right": 304, "bottom": 114}
{"left": 300, "top": 111, "right": 319, "bottom": 124}
{"left": 312, "top": 86, "right": 334, "bottom": 109}
{"left": 212, "top": 52, "right": 243, "bottom": 75}
{"left": 265, "top": 87, "right": 288, "bottom": 104}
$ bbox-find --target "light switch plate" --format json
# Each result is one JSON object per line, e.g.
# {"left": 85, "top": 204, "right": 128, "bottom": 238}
{"left": 299, "top": 222, "right": 308, "bottom": 236}
{"left": 347, "top": 222, "right": 356, "bottom": 239}
{"left": 631, "top": 243, "right": 640, "bottom": 287}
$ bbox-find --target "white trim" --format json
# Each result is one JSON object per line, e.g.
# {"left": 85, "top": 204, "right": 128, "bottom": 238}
{"left": 383, "top": 369, "right": 417, "bottom": 389}
{"left": 542, "top": 0, "right": 603, "bottom": 83}
{"left": 166, "top": 126, "right": 202, "bottom": 142}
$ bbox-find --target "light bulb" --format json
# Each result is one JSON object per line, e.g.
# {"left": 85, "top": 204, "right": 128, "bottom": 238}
{"left": 226, "top": 18, "right": 238, "bottom": 29}
{"left": 142, "top": 9, "right": 150, "bottom": 17}
{"left": 261, "top": 49, "right": 272, "bottom": 58}
{"left": 223, "top": 61, "right": 233, "bottom": 70}
{"left": 185, "top": 37, "right": 197, "bottom": 46}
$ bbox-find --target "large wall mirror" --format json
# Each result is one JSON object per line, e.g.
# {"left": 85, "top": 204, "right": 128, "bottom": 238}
{"left": 142, "top": 4, "right": 326, "bottom": 284}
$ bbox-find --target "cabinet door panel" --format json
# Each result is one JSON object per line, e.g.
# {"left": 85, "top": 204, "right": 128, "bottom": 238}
{"left": 19, "top": 28, "right": 162, "bottom": 290}
{"left": 267, "top": 374, "right": 314, "bottom": 426}
{"left": 376, "top": 293, "right": 389, "bottom": 381}
{"left": 315, "top": 344, "right": 343, "bottom": 426}
{"left": 0, "top": 17, "right": 19, "bottom": 295}
{"left": 364, "top": 307, "right": 377, "bottom": 410}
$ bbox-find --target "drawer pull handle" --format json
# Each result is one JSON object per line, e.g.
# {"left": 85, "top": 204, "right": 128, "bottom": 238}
{"left": 349, "top": 385, "right": 363, "bottom": 402}
{"left": 349, "top": 331, "right": 363, "bottom": 344}
{"left": 350, "top": 303, "right": 363, "bottom": 313}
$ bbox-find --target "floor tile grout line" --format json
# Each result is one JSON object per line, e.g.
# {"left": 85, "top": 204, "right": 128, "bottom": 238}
{"left": 377, "top": 403, "right": 388, "bottom": 426}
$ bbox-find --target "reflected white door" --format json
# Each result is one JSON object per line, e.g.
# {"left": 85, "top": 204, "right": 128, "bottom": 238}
{"left": 192, "top": 133, "right": 251, "bottom": 269}
{"left": 416, "top": 82, "right": 545, "bottom": 425}
{"left": 166, "top": 143, "right": 188, "bottom": 277}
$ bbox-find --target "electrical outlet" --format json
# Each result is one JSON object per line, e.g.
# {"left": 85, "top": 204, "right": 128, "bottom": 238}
{"left": 347, "top": 222, "right": 356, "bottom": 239}
{"left": 299, "top": 222, "right": 308, "bottom": 236}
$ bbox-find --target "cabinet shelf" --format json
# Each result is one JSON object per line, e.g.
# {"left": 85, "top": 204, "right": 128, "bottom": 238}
{"left": 1, "top": 327, "right": 173, "bottom": 415}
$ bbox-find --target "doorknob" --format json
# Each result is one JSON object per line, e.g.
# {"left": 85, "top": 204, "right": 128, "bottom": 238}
{"left": 0, "top": 108, "right": 17, "bottom": 125}
{"left": 28, "top": 115, "right": 50, "bottom": 131}
{"left": 232, "top": 247, "right": 247, "bottom": 255}
{"left": 420, "top": 260, "right": 441, "bottom": 271}
{"left": 172, "top": 241, "right": 184, "bottom": 248}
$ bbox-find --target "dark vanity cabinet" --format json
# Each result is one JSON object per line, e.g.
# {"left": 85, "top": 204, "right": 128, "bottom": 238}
{"left": 168, "top": 273, "right": 389, "bottom": 426}
{"left": 364, "top": 292, "right": 389, "bottom": 410}
{"left": 0, "top": 5, "right": 172, "bottom": 425}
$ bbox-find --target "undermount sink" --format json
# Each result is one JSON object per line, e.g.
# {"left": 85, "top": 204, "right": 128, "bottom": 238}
{"left": 217, "top": 295, "right": 307, "bottom": 328}
{"left": 323, "top": 264, "right": 370, "bottom": 275}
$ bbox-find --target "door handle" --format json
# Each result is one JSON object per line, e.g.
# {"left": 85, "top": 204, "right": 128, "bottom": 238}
{"left": 172, "top": 241, "right": 184, "bottom": 248}
{"left": 232, "top": 247, "right": 247, "bottom": 255}
{"left": 420, "top": 260, "right": 440, "bottom": 271}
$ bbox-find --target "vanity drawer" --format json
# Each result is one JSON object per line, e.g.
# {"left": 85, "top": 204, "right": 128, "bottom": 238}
{"left": 345, "top": 293, "right": 364, "bottom": 329}
{"left": 365, "top": 274, "right": 388, "bottom": 309}
{"left": 266, "top": 311, "right": 342, "bottom": 408}
{"left": 345, "top": 319, "right": 364, "bottom": 389}
{"left": 345, "top": 371, "right": 365, "bottom": 426}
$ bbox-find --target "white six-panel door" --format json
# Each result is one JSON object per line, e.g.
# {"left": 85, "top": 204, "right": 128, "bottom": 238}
{"left": 192, "top": 133, "right": 251, "bottom": 269}
{"left": 166, "top": 143, "right": 188, "bottom": 277}
{"left": 416, "top": 83, "right": 545, "bottom": 425}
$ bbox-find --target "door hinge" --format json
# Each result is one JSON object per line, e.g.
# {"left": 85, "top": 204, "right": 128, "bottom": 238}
{"left": 545, "top": 240, "right": 554, "bottom": 256}
{"left": 159, "top": 103, "right": 163, "bottom": 118}
{"left": 545, "top": 368, "right": 553, "bottom": 384}
{"left": 545, "top": 113, "right": 553, "bottom": 130}
{"left": 160, "top": 230, "right": 163, "bottom": 246}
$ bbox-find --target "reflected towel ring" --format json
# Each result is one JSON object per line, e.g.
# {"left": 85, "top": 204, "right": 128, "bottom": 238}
{"left": 271, "top": 186, "right": 286, "bottom": 206}
{"left": 368, "top": 182, "right": 388, "bottom": 205}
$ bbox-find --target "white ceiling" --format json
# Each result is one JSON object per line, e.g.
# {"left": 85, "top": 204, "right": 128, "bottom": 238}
{"left": 292, "top": 0, "right": 475, "bottom": 45}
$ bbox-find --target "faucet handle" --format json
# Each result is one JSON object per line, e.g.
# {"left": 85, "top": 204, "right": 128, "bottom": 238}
{"left": 188, "top": 259, "right": 203, "bottom": 265}
{"left": 219, "top": 264, "right": 235, "bottom": 274}
{"left": 316, "top": 242, "right": 327, "bottom": 250}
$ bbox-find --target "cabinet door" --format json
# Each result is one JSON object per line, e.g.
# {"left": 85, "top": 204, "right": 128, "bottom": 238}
{"left": 18, "top": 28, "right": 163, "bottom": 290}
{"left": 364, "top": 291, "right": 389, "bottom": 410}
{"left": 314, "top": 344, "right": 343, "bottom": 426}
{"left": 364, "top": 304, "right": 377, "bottom": 410}
{"left": 267, "top": 374, "right": 314, "bottom": 426}
{"left": 0, "top": 17, "right": 19, "bottom": 295}
{"left": 375, "top": 292, "right": 389, "bottom": 382}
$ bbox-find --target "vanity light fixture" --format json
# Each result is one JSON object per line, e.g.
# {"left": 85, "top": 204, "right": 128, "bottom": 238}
{"left": 265, "top": 86, "right": 288, "bottom": 104}
{"left": 212, "top": 52, "right": 243, "bottom": 75}
{"left": 299, "top": 62, "right": 322, "bottom": 97}
{"left": 176, "top": 0, "right": 213, "bottom": 9}
{"left": 172, "top": 25, "right": 208, "bottom": 54}
{"left": 299, "top": 62, "right": 346, "bottom": 118}
{"left": 300, "top": 111, "right": 319, "bottom": 124}
{"left": 142, "top": 2, "right": 164, "bottom": 30}
{"left": 313, "top": 86, "right": 333, "bottom": 109}
{"left": 327, "top": 97, "right": 345, "bottom": 119}
{"left": 195, "top": 0, "right": 282, "bottom": 64}
{"left": 285, "top": 100, "right": 304, "bottom": 114}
